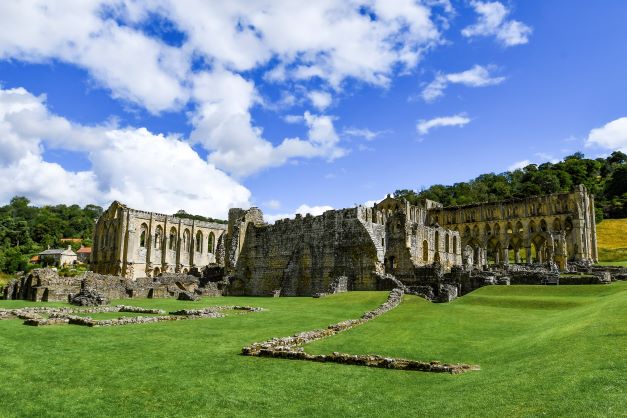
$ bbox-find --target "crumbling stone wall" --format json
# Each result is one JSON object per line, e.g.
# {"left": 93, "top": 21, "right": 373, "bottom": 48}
{"left": 3, "top": 268, "right": 220, "bottom": 302}
{"left": 229, "top": 208, "right": 380, "bottom": 296}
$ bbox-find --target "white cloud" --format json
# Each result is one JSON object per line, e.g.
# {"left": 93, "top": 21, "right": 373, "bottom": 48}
{"left": 308, "top": 91, "right": 332, "bottom": 111}
{"left": 0, "top": 1, "right": 455, "bottom": 176}
{"left": 508, "top": 160, "right": 531, "bottom": 171}
{"left": 462, "top": 1, "right": 532, "bottom": 47}
{"left": 421, "top": 64, "right": 505, "bottom": 102}
{"left": 343, "top": 127, "right": 390, "bottom": 141}
{"left": 417, "top": 114, "right": 471, "bottom": 135}
{"left": 265, "top": 199, "right": 281, "bottom": 210}
{"left": 585, "top": 117, "right": 627, "bottom": 152}
{"left": 265, "top": 204, "right": 334, "bottom": 224}
{"left": 0, "top": 86, "right": 250, "bottom": 217}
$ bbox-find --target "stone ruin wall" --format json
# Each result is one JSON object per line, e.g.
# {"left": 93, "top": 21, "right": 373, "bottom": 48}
{"left": 91, "top": 201, "right": 227, "bottom": 280}
{"left": 2, "top": 268, "right": 218, "bottom": 302}
{"left": 226, "top": 207, "right": 382, "bottom": 296}
{"left": 429, "top": 185, "right": 598, "bottom": 269}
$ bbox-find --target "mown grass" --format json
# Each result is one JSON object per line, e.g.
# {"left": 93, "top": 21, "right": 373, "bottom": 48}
{"left": 0, "top": 285, "right": 625, "bottom": 417}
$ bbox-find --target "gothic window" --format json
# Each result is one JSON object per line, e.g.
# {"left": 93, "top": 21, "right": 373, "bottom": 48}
{"left": 423, "top": 240, "right": 429, "bottom": 262}
{"left": 208, "top": 232, "right": 215, "bottom": 254}
{"left": 540, "top": 219, "right": 548, "bottom": 232}
{"left": 453, "top": 236, "right": 458, "bottom": 254}
{"left": 139, "top": 224, "right": 148, "bottom": 247}
{"left": 183, "top": 229, "right": 191, "bottom": 253}
{"left": 445, "top": 233, "right": 450, "bottom": 252}
{"left": 516, "top": 221, "right": 524, "bottom": 234}
{"left": 169, "top": 227, "right": 177, "bottom": 250}
{"left": 155, "top": 226, "right": 163, "bottom": 250}
{"left": 553, "top": 218, "right": 562, "bottom": 231}
{"left": 196, "top": 231, "right": 203, "bottom": 252}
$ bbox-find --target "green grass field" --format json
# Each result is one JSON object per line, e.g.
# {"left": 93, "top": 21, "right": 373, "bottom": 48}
{"left": 0, "top": 285, "right": 625, "bottom": 417}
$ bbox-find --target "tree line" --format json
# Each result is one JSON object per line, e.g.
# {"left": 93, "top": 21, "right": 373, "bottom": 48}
{"left": 394, "top": 152, "right": 627, "bottom": 221}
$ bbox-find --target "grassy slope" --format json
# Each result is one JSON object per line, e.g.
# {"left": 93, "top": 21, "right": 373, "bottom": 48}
{"left": 596, "top": 218, "right": 627, "bottom": 262}
{"left": 0, "top": 285, "right": 625, "bottom": 417}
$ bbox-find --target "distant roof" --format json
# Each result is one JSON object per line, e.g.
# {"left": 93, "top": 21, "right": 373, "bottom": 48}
{"left": 60, "top": 238, "right": 82, "bottom": 243}
{"left": 77, "top": 247, "right": 92, "bottom": 253}
{"left": 39, "top": 248, "right": 76, "bottom": 256}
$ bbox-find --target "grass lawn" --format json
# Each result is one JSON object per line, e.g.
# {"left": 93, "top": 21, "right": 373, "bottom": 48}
{"left": 0, "top": 285, "right": 625, "bottom": 417}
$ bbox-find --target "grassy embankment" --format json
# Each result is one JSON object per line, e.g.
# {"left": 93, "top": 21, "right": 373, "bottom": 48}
{"left": 0, "top": 284, "right": 625, "bottom": 417}
{"left": 596, "top": 218, "right": 627, "bottom": 266}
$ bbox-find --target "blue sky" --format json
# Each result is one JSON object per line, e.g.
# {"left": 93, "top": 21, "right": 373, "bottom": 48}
{"left": 0, "top": 1, "right": 626, "bottom": 221}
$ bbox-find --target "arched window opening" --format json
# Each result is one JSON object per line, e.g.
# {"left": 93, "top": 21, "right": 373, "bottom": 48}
{"left": 485, "top": 224, "right": 492, "bottom": 236}
{"left": 208, "top": 232, "right": 215, "bottom": 254}
{"left": 553, "top": 218, "right": 562, "bottom": 232}
{"left": 422, "top": 240, "right": 429, "bottom": 262}
{"left": 169, "top": 228, "right": 177, "bottom": 250}
{"left": 196, "top": 231, "right": 203, "bottom": 252}
{"left": 453, "top": 236, "right": 458, "bottom": 254}
{"left": 183, "top": 229, "right": 191, "bottom": 253}
{"left": 435, "top": 231, "right": 440, "bottom": 252}
{"left": 529, "top": 220, "right": 536, "bottom": 234}
{"left": 155, "top": 226, "right": 163, "bottom": 250}
{"left": 540, "top": 219, "right": 548, "bottom": 232}
{"left": 494, "top": 223, "right": 501, "bottom": 235}
{"left": 516, "top": 221, "right": 524, "bottom": 234}
{"left": 506, "top": 222, "right": 513, "bottom": 235}
{"left": 445, "top": 233, "right": 450, "bottom": 252}
{"left": 139, "top": 224, "right": 148, "bottom": 248}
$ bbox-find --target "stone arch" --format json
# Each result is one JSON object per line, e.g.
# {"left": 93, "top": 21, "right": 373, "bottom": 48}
{"left": 139, "top": 223, "right": 148, "bottom": 247}
{"left": 154, "top": 225, "right": 163, "bottom": 250}
{"left": 565, "top": 217, "right": 573, "bottom": 232}
{"left": 196, "top": 230, "right": 203, "bottom": 252}
{"left": 208, "top": 232, "right": 215, "bottom": 254}
{"left": 169, "top": 227, "right": 177, "bottom": 250}
{"left": 422, "top": 240, "right": 429, "bottom": 263}
{"left": 183, "top": 229, "right": 191, "bottom": 253}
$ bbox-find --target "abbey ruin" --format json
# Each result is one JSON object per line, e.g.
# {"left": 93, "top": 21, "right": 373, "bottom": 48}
{"left": 87, "top": 185, "right": 600, "bottom": 297}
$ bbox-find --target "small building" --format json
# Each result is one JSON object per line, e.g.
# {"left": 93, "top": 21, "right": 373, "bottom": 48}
{"left": 76, "top": 246, "right": 92, "bottom": 264}
{"left": 39, "top": 246, "right": 77, "bottom": 267}
{"left": 29, "top": 255, "right": 40, "bottom": 265}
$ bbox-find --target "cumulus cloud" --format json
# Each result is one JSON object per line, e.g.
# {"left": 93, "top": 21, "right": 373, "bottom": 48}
{"left": 0, "top": 86, "right": 250, "bottom": 217}
{"left": 0, "top": 1, "right": 455, "bottom": 176}
{"left": 508, "top": 160, "right": 531, "bottom": 171}
{"left": 417, "top": 114, "right": 471, "bottom": 135}
{"left": 265, "top": 203, "right": 334, "bottom": 224}
{"left": 462, "top": 1, "right": 532, "bottom": 46}
{"left": 585, "top": 117, "right": 627, "bottom": 152}
{"left": 308, "top": 91, "right": 333, "bottom": 111}
{"left": 421, "top": 64, "right": 505, "bottom": 102}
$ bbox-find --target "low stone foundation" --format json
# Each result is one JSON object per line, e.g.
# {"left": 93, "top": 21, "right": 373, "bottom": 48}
{"left": 242, "top": 287, "right": 480, "bottom": 374}
{"left": 0, "top": 305, "right": 264, "bottom": 327}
